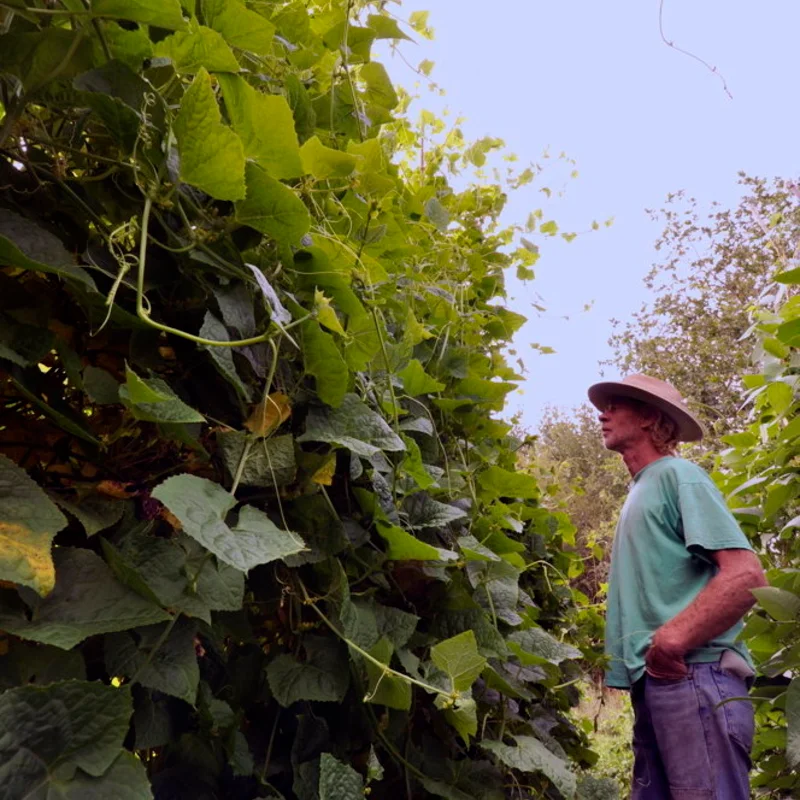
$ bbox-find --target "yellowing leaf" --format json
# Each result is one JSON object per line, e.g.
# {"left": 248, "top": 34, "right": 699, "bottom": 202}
{"left": 311, "top": 453, "right": 336, "bottom": 486}
{"left": 314, "top": 289, "right": 346, "bottom": 336}
{"left": 0, "top": 455, "right": 67, "bottom": 597}
{"left": 244, "top": 392, "right": 291, "bottom": 437}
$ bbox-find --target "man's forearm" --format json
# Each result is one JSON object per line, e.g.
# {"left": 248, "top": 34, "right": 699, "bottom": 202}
{"left": 657, "top": 567, "right": 766, "bottom": 653}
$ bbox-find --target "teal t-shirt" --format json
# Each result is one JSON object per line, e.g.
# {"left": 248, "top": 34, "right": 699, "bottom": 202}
{"left": 604, "top": 456, "right": 755, "bottom": 689}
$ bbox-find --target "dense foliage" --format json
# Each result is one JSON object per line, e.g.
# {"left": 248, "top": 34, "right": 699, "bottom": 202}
{"left": 0, "top": 1, "right": 603, "bottom": 798}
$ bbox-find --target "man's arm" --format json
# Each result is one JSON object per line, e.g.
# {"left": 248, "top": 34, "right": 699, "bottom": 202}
{"left": 646, "top": 548, "right": 767, "bottom": 679}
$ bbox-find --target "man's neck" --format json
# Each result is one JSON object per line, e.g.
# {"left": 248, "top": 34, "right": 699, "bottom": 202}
{"left": 620, "top": 444, "right": 669, "bottom": 478}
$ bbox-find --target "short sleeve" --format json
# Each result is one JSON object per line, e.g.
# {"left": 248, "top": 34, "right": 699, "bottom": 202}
{"left": 677, "top": 478, "right": 753, "bottom": 559}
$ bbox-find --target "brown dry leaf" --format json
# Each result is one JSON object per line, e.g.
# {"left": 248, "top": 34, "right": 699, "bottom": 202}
{"left": 48, "top": 319, "right": 75, "bottom": 344}
{"left": 160, "top": 508, "right": 183, "bottom": 531}
{"left": 244, "top": 392, "right": 291, "bottom": 437}
{"left": 311, "top": 453, "right": 336, "bottom": 486}
{"left": 158, "top": 346, "right": 176, "bottom": 360}
{"left": 0, "top": 522, "right": 56, "bottom": 596}
{"left": 96, "top": 480, "right": 137, "bottom": 499}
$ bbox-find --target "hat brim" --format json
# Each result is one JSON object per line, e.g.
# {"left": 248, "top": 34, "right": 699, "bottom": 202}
{"left": 587, "top": 381, "right": 704, "bottom": 442}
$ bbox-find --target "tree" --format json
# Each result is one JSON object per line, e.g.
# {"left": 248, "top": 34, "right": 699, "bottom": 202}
{"left": 0, "top": 2, "right": 595, "bottom": 798}
{"left": 526, "top": 405, "right": 629, "bottom": 602}
{"left": 607, "top": 175, "right": 800, "bottom": 447}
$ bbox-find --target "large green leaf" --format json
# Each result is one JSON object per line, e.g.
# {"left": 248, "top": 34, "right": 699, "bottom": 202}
{"left": 105, "top": 618, "right": 200, "bottom": 705}
{"left": 508, "top": 627, "right": 582, "bottom": 665}
{"left": 0, "top": 453, "right": 67, "bottom": 596}
{"left": 93, "top": 0, "right": 187, "bottom": 30}
{"left": 152, "top": 474, "right": 306, "bottom": 572}
{"left": 174, "top": 67, "right": 246, "bottom": 201}
{"left": 45, "top": 751, "right": 153, "bottom": 799}
{"left": 218, "top": 74, "right": 303, "bottom": 179}
{"left": 202, "top": 0, "right": 276, "bottom": 56}
{"left": 319, "top": 752, "right": 364, "bottom": 800}
{"left": 119, "top": 371, "right": 205, "bottom": 423}
{"left": 52, "top": 491, "right": 125, "bottom": 537}
{"left": 217, "top": 430, "right": 297, "bottom": 487}
{"left": 300, "top": 320, "right": 349, "bottom": 408}
{"left": 399, "top": 358, "right": 445, "bottom": 396}
{"left": 267, "top": 635, "right": 349, "bottom": 706}
{"left": 752, "top": 586, "right": 800, "bottom": 621}
{"left": 376, "top": 520, "right": 457, "bottom": 562}
{"left": 430, "top": 630, "right": 486, "bottom": 693}
{"left": 236, "top": 162, "right": 310, "bottom": 243}
{"left": 298, "top": 393, "right": 405, "bottom": 456}
{"left": 483, "top": 736, "right": 576, "bottom": 799}
{"left": 478, "top": 465, "right": 540, "bottom": 501}
{"left": 0, "top": 680, "right": 133, "bottom": 793}
{"left": 300, "top": 135, "right": 359, "bottom": 180}
{"left": 154, "top": 22, "right": 240, "bottom": 73}
{"left": 0, "top": 210, "right": 95, "bottom": 287}
{"left": 0, "top": 548, "right": 170, "bottom": 649}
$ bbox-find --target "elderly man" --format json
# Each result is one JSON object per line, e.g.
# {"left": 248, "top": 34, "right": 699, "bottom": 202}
{"left": 588, "top": 374, "right": 767, "bottom": 800}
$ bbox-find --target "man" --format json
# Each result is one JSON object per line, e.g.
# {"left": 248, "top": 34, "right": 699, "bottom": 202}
{"left": 588, "top": 374, "right": 767, "bottom": 800}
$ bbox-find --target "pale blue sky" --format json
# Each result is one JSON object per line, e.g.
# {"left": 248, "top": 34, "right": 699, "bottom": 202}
{"left": 379, "top": 1, "right": 799, "bottom": 429}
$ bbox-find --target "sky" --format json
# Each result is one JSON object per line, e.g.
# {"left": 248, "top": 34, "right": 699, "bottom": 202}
{"left": 378, "top": 1, "right": 800, "bottom": 429}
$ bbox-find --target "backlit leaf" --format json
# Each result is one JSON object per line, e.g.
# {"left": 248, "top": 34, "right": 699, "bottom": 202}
{"left": 218, "top": 74, "right": 303, "bottom": 179}
{"left": 154, "top": 22, "right": 240, "bottom": 73}
{"left": 300, "top": 321, "right": 349, "bottom": 407}
{"left": 430, "top": 630, "right": 486, "bottom": 693}
{"left": 300, "top": 135, "right": 359, "bottom": 179}
{"left": 202, "top": 0, "right": 276, "bottom": 56}
{"left": 93, "top": 0, "right": 187, "bottom": 30}
{"left": 174, "top": 67, "right": 246, "bottom": 201}
{"left": 399, "top": 359, "right": 445, "bottom": 396}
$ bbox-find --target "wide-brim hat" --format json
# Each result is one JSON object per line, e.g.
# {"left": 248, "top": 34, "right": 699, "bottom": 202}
{"left": 587, "top": 374, "right": 704, "bottom": 442}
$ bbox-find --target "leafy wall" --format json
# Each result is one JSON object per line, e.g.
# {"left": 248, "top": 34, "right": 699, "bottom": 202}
{"left": 0, "top": 1, "right": 598, "bottom": 798}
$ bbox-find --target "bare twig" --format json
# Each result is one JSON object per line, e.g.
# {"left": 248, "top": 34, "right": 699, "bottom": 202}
{"left": 658, "top": 0, "right": 733, "bottom": 100}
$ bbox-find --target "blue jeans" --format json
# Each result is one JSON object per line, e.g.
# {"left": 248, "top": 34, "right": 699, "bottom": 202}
{"left": 630, "top": 661, "right": 754, "bottom": 799}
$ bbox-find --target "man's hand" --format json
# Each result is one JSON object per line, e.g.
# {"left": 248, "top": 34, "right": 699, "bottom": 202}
{"left": 646, "top": 626, "right": 688, "bottom": 680}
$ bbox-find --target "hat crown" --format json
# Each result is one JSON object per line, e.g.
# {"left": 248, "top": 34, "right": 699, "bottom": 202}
{"left": 620, "top": 374, "right": 688, "bottom": 407}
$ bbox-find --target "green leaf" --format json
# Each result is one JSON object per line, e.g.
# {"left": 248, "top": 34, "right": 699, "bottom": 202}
{"left": 154, "top": 22, "right": 240, "bottom": 73}
{"left": 775, "top": 267, "right": 800, "bottom": 284}
{"left": 298, "top": 319, "right": 349, "bottom": 407}
{"left": 0, "top": 680, "right": 134, "bottom": 794}
{"left": 105, "top": 618, "right": 200, "bottom": 705}
{"left": 402, "top": 492, "right": 468, "bottom": 530}
{"left": 82, "top": 365, "right": 121, "bottom": 405}
{"left": 120, "top": 373, "right": 205, "bottom": 424}
{"left": 399, "top": 359, "right": 445, "bottom": 396}
{"left": 399, "top": 435, "right": 435, "bottom": 490}
{"left": 0, "top": 642, "right": 85, "bottom": 691}
{"left": 0, "top": 453, "right": 67, "bottom": 596}
{"left": 364, "top": 637, "right": 411, "bottom": 710}
{"left": 360, "top": 62, "right": 399, "bottom": 111}
{"left": 174, "top": 67, "right": 246, "bottom": 201}
{"left": 50, "top": 751, "right": 153, "bottom": 799}
{"left": 267, "top": 635, "right": 349, "bottom": 706}
{"left": 787, "top": 676, "right": 800, "bottom": 770}
{"left": 217, "top": 74, "right": 302, "bottom": 179}
{"left": 482, "top": 735, "right": 576, "bottom": 799}
{"left": 52, "top": 492, "right": 124, "bottom": 537}
{"left": 430, "top": 630, "right": 486, "bottom": 693}
{"left": 374, "top": 603, "right": 419, "bottom": 649}
{"left": 776, "top": 318, "right": 800, "bottom": 346}
{"left": 314, "top": 289, "right": 347, "bottom": 336}
{"left": 766, "top": 381, "right": 794, "bottom": 415}
{"left": 99, "top": 22, "right": 153, "bottom": 71}
{"left": 202, "top": 0, "right": 276, "bottom": 56}
{"left": 367, "top": 14, "right": 412, "bottom": 41}
{"left": 752, "top": 586, "right": 800, "bottom": 621}
{"left": 236, "top": 163, "right": 310, "bottom": 243}
{"left": 319, "top": 752, "right": 364, "bottom": 800}
{"left": 152, "top": 474, "right": 306, "bottom": 572}
{"left": 376, "top": 520, "right": 456, "bottom": 562}
{"left": 300, "top": 135, "right": 359, "bottom": 179}
{"left": 478, "top": 465, "right": 540, "bottom": 501}
{"left": 298, "top": 393, "right": 405, "bottom": 456}
{"left": 217, "top": 431, "right": 297, "bottom": 487}
{"left": 0, "top": 210, "right": 95, "bottom": 287}
{"left": 200, "top": 311, "right": 253, "bottom": 402}
{"left": 0, "top": 548, "right": 170, "bottom": 649}
{"left": 425, "top": 197, "right": 450, "bottom": 232}
{"left": 509, "top": 627, "right": 582, "bottom": 665}
{"left": 443, "top": 696, "right": 478, "bottom": 745}
{"left": 103, "top": 532, "right": 243, "bottom": 624}
{"left": 92, "top": 0, "right": 187, "bottom": 30}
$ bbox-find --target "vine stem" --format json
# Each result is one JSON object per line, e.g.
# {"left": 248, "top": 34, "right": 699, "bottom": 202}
{"left": 230, "top": 437, "right": 254, "bottom": 497}
{"left": 297, "top": 578, "right": 454, "bottom": 701}
{"left": 137, "top": 197, "right": 301, "bottom": 347}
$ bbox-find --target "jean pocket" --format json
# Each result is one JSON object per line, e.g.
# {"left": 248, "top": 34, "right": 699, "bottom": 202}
{"left": 711, "top": 668, "right": 755, "bottom": 754}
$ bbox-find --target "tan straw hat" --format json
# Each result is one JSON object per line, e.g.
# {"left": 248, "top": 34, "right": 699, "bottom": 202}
{"left": 587, "top": 374, "right": 704, "bottom": 442}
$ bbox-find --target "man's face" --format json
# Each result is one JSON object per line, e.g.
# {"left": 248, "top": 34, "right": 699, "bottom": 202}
{"left": 598, "top": 397, "right": 648, "bottom": 452}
